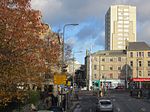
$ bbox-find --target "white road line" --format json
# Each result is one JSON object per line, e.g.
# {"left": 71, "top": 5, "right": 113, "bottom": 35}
{"left": 117, "top": 107, "right": 121, "bottom": 112}
{"left": 113, "top": 99, "right": 116, "bottom": 101}
{"left": 141, "top": 107, "right": 146, "bottom": 112}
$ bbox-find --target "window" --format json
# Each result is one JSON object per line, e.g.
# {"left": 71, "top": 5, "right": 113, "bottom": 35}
{"left": 148, "top": 61, "right": 150, "bottom": 67}
{"left": 94, "top": 57, "right": 97, "bottom": 61}
{"left": 118, "top": 12, "right": 122, "bottom": 15}
{"left": 148, "top": 52, "right": 150, "bottom": 57}
{"left": 102, "top": 58, "right": 105, "bottom": 62}
{"left": 118, "top": 57, "right": 121, "bottom": 61}
{"left": 137, "top": 52, "right": 138, "bottom": 57}
{"left": 94, "top": 74, "right": 97, "bottom": 78}
{"left": 118, "top": 16, "right": 123, "bottom": 20}
{"left": 101, "top": 65, "right": 104, "bottom": 70}
{"left": 118, "top": 8, "right": 123, "bottom": 11}
{"left": 130, "top": 61, "right": 133, "bottom": 67}
{"left": 124, "top": 21, "right": 129, "bottom": 24}
{"left": 142, "top": 52, "right": 144, "bottom": 57}
{"left": 124, "top": 33, "right": 128, "bottom": 36}
{"left": 139, "top": 61, "right": 142, "bottom": 67}
{"left": 118, "top": 29, "right": 123, "bottom": 32}
{"left": 118, "top": 33, "right": 123, "bottom": 36}
{"left": 130, "top": 52, "right": 133, "bottom": 57}
{"left": 118, "top": 21, "right": 123, "bottom": 24}
{"left": 148, "top": 71, "right": 150, "bottom": 76}
{"left": 94, "top": 65, "right": 97, "bottom": 70}
{"left": 118, "top": 66, "right": 121, "bottom": 70}
{"left": 118, "top": 41, "right": 123, "bottom": 44}
{"left": 139, "top": 71, "right": 142, "bottom": 76}
{"left": 118, "top": 37, "right": 123, "bottom": 40}
{"left": 118, "top": 25, "right": 123, "bottom": 28}
{"left": 124, "top": 9, "right": 129, "bottom": 11}
{"left": 123, "top": 12, "right": 129, "bottom": 15}
{"left": 139, "top": 52, "right": 142, "bottom": 57}
{"left": 110, "top": 58, "right": 113, "bottom": 62}
{"left": 110, "top": 66, "right": 113, "bottom": 70}
{"left": 124, "top": 17, "right": 129, "bottom": 20}
{"left": 118, "top": 46, "right": 123, "bottom": 49}
{"left": 124, "top": 29, "right": 129, "bottom": 32}
{"left": 124, "top": 25, "right": 129, "bottom": 28}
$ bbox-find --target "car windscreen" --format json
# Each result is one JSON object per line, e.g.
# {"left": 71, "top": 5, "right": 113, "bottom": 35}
{"left": 49, "top": 107, "right": 63, "bottom": 111}
{"left": 100, "top": 101, "right": 111, "bottom": 105}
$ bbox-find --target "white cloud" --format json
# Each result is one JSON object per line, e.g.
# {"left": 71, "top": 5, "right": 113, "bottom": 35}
{"left": 31, "top": 0, "right": 62, "bottom": 19}
{"left": 31, "top": 0, "right": 150, "bottom": 46}
{"left": 66, "top": 37, "right": 76, "bottom": 47}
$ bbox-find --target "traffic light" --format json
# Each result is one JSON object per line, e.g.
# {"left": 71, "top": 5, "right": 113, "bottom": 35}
{"left": 92, "top": 82, "right": 95, "bottom": 86}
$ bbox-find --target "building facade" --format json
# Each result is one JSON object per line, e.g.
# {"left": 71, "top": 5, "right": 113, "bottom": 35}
{"left": 105, "top": 5, "right": 136, "bottom": 50}
{"left": 127, "top": 42, "right": 150, "bottom": 88}
{"left": 66, "top": 59, "right": 81, "bottom": 76}
{"left": 85, "top": 50, "right": 127, "bottom": 89}
{"left": 85, "top": 42, "right": 150, "bottom": 90}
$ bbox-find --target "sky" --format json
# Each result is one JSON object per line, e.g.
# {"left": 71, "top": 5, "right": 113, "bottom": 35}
{"left": 31, "top": 0, "right": 150, "bottom": 64}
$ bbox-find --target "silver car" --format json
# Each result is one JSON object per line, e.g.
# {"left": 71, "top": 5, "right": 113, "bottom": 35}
{"left": 97, "top": 99, "right": 113, "bottom": 112}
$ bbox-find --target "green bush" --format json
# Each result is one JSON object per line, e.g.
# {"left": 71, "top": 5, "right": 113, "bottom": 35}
{"left": 28, "top": 90, "right": 40, "bottom": 105}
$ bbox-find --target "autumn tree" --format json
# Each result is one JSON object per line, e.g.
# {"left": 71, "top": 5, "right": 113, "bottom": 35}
{"left": 0, "top": 0, "right": 60, "bottom": 105}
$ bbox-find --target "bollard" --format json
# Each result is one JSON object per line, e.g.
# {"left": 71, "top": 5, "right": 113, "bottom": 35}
{"left": 137, "top": 91, "right": 141, "bottom": 98}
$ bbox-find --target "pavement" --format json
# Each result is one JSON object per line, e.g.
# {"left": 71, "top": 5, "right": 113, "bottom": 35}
{"left": 65, "top": 94, "right": 80, "bottom": 112}
{"left": 67, "top": 100, "right": 79, "bottom": 112}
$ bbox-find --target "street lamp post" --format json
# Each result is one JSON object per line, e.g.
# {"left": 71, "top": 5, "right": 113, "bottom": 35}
{"left": 62, "top": 24, "right": 79, "bottom": 71}
{"left": 61, "top": 24, "right": 78, "bottom": 110}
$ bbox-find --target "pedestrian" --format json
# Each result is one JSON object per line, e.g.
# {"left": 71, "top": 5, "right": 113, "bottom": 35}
{"left": 99, "top": 90, "right": 102, "bottom": 97}
{"left": 130, "top": 90, "right": 132, "bottom": 96}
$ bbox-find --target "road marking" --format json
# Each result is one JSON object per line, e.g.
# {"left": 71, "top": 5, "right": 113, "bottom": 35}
{"left": 113, "top": 99, "right": 116, "bottom": 101}
{"left": 140, "top": 108, "right": 146, "bottom": 112}
{"left": 117, "top": 107, "right": 121, "bottom": 112}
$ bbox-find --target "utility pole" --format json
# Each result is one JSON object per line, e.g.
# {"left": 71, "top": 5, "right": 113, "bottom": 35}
{"left": 61, "top": 24, "right": 79, "bottom": 110}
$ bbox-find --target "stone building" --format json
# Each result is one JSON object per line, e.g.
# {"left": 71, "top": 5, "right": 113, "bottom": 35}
{"left": 85, "top": 50, "right": 127, "bottom": 89}
{"left": 127, "top": 42, "right": 150, "bottom": 88}
{"left": 85, "top": 42, "right": 150, "bottom": 90}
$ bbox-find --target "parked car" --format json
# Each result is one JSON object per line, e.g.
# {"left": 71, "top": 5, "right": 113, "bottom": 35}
{"left": 115, "top": 85, "right": 124, "bottom": 89}
{"left": 97, "top": 99, "right": 113, "bottom": 112}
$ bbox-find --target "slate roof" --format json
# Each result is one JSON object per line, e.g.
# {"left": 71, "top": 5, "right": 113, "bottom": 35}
{"left": 91, "top": 50, "right": 126, "bottom": 56}
{"left": 128, "top": 42, "right": 150, "bottom": 51}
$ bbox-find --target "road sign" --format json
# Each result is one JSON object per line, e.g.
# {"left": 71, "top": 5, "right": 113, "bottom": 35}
{"left": 54, "top": 73, "right": 67, "bottom": 85}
